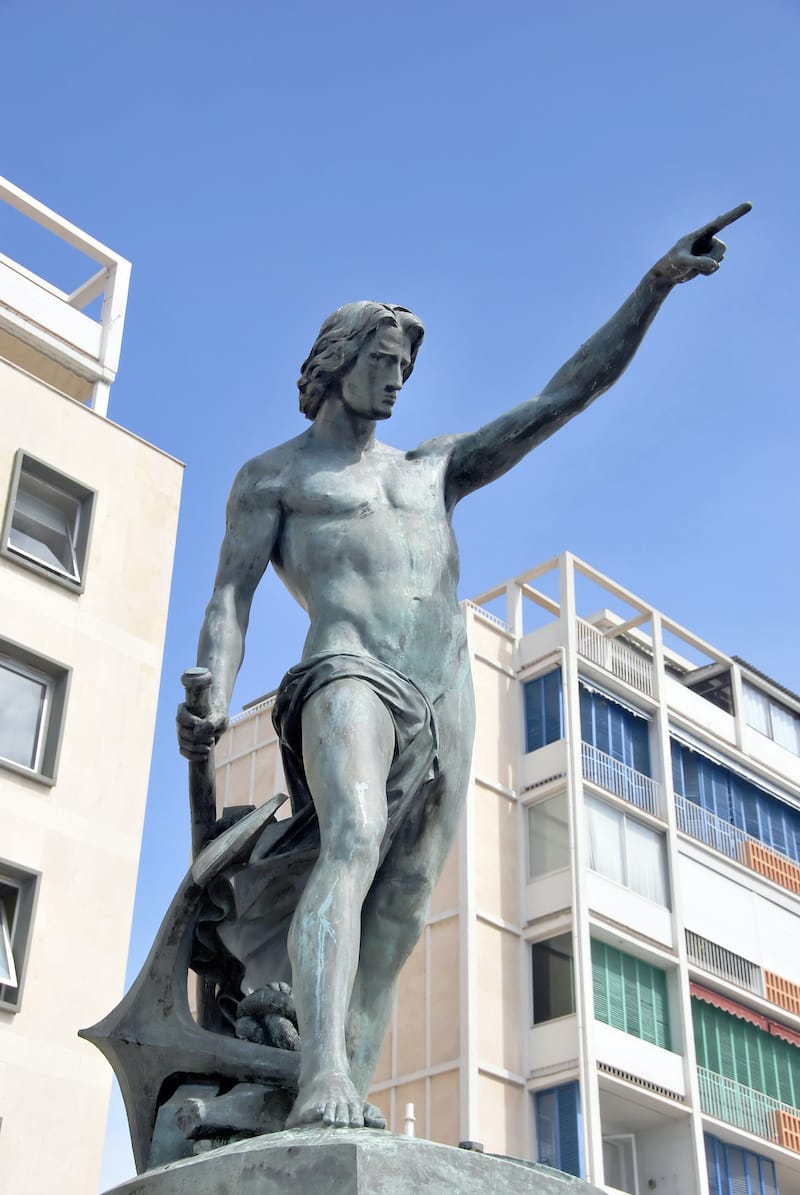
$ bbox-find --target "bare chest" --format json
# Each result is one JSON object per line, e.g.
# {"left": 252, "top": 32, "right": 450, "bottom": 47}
{"left": 282, "top": 451, "right": 442, "bottom": 520}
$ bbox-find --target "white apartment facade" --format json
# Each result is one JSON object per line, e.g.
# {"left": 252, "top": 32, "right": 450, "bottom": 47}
{"left": 0, "top": 179, "right": 183, "bottom": 1193}
{"left": 214, "top": 558, "right": 800, "bottom": 1195}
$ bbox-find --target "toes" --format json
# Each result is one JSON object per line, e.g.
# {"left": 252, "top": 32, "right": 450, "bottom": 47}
{"left": 349, "top": 1101, "right": 365, "bottom": 1128}
{"left": 363, "top": 1101, "right": 387, "bottom": 1129}
{"left": 322, "top": 1099, "right": 337, "bottom": 1125}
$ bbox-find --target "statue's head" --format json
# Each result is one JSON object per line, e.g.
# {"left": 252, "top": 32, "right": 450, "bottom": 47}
{"left": 298, "top": 302, "right": 425, "bottom": 421}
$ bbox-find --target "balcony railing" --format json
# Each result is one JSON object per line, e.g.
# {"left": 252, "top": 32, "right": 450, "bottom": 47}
{"left": 685, "top": 930, "right": 764, "bottom": 998}
{"left": 675, "top": 794, "right": 749, "bottom": 862}
{"left": 581, "top": 741, "right": 662, "bottom": 817}
{"left": 697, "top": 1066, "right": 800, "bottom": 1152}
{"left": 576, "top": 619, "right": 654, "bottom": 696}
{"left": 676, "top": 795, "right": 800, "bottom": 901}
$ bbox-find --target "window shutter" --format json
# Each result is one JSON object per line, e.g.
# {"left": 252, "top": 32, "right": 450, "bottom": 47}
{"left": 524, "top": 669, "right": 563, "bottom": 752}
{"left": 556, "top": 1082, "right": 582, "bottom": 1177}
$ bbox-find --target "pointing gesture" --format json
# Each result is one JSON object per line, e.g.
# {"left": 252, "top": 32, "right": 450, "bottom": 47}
{"left": 652, "top": 202, "right": 752, "bottom": 285}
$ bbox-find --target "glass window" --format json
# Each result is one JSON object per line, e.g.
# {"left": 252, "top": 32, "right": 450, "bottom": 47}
{"left": 2, "top": 452, "right": 94, "bottom": 589}
{"left": 0, "top": 866, "right": 39, "bottom": 1011}
{"left": 532, "top": 933, "right": 574, "bottom": 1024}
{"left": 743, "top": 681, "right": 800, "bottom": 757}
{"left": 528, "top": 792, "right": 569, "bottom": 878}
{"left": 0, "top": 640, "right": 69, "bottom": 783}
{"left": 586, "top": 796, "right": 670, "bottom": 907}
{"left": 0, "top": 659, "right": 49, "bottom": 771}
{"left": 524, "top": 669, "right": 563, "bottom": 752}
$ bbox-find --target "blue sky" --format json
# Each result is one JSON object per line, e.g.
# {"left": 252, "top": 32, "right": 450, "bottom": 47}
{"left": 3, "top": 1, "right": 799, "bottom": 1186}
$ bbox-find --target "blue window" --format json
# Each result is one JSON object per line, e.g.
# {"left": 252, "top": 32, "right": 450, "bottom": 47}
{"left": 536, "top": 1082, "right": 583, "bottom": 1177}
{"left": 705, "top": 1134, "right": 779, "bottom": 1195}
{"left": 672, "top": 740, "right": 800, "bottom": 863}
{"left": 580, "top": 684, "right": 650, "bottom": 775}
{"left": 524, "top": 669, "right": 563, "bottom": 752}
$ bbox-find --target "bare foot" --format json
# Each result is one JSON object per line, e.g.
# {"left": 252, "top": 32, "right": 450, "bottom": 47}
{"left": 286, "top": 1071, "right": 385, "bottom": 1130}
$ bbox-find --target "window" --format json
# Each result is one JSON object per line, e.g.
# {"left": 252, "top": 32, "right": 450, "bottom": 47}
{"left": 586, "top": 796, "right": 670, "bottom": 906}
{"left": 705, "top": 1134, "right": 778, "bottom": 1195}
{"left": 2, "top": 451, "right": 94, "bottom": 589}
{"left": 693, "top": 998, "right": 800, "bottom": 1107}
{"left": 672, "top": 740, "right": 800, "bottom": 863}
{"left": 0, "top": 639, "right": 69, "bottom": 783}
{"left": 536, "top": 1082, "right": 583, "bottom": 1177}
{"left": 532, "top": 933, "right": 574, "bottom": 1024}
{"left": 592, "top": 940, "right": 672, "bottom": 1050}
{"left": 580, "top": 683, "right": 651, "bottom": 774}
{"left": 744, "top": 681, "right": 800, "bottom": 757}
{"left": 528, "top": 792, "right": 569, "bottom": 878}
{"left": 0, "top": 863, "right": 39, "bottom": 1012}
{"left": 524, "top": 668, "right": 563, "bottom": 752}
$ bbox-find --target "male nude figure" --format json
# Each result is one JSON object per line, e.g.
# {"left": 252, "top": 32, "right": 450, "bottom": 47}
{"left": 177, "top": 205, "right": 750, "bottom": 1130}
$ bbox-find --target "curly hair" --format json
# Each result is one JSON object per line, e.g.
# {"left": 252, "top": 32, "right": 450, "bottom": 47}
{"left": 297, "top": 302, "right": 424, "bottom": 421}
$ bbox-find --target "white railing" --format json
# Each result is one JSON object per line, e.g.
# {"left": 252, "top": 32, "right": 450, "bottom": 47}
{"left": 581, "top": 741, "right": 662, "bottom": 817}
{"left": 685, "top": 930, "right": 764, "bottom": 997}
{"left": 675, "top": 794, "right": 749, "bottom": 863}
{"left": 228, "top": 694, "right": 276, "bottom": 725}
{"left": 697, "top": 1066, "right": 795, "bottom": 1143}
{"left": 576, "top": 619, "right": 654, "bottom": 696}
{"left": 463, "top": 599, "right": 509, "bottom": 632}
{"left": 0, "top": 176, "right": 130, "bottom": 416}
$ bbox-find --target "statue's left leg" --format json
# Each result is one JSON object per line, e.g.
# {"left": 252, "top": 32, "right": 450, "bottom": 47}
{"left": 346, "top": 679, "right": 476, "bottom": 1105}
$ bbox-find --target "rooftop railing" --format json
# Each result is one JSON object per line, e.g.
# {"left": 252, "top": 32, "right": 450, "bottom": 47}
{"left": 576, "top": 618, "right": 654, "bottom": 696}
{"left": 0, "top": 176, "right": 130, "bottom": 416}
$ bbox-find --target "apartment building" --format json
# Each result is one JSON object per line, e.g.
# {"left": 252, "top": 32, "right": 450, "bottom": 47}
{"left": 213, "top": 553, "right": 800, "bottom": 1195}
{"left": 0, "top": 179, "right": 183, "bottom": 1193}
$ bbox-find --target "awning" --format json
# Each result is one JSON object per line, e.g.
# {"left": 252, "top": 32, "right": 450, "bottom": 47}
{"left": 690, "top": 983, "right": 768, "bottom": 1030}
{"left": 691, "top": 983, "right": 800, "bottom": 1047}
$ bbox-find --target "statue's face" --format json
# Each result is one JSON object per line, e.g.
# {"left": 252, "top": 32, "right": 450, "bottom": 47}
{"left": 340, "top": 324, "right": 411, "bottom": 420}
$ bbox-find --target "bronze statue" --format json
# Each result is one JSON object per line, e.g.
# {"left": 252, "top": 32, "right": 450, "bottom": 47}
{"left": 176, "top": 204, "right": 751, "bottom": 1130}
{"left": 84, "top": 204, "right": 751, "bottom": 1169}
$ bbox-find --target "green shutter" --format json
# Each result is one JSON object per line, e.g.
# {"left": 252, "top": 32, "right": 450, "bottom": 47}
{"left": 591, "top": 940, "right": 671, "bottom": 1049}
{"left": 692, "top": 999, "right": 800, "bottom": 1107}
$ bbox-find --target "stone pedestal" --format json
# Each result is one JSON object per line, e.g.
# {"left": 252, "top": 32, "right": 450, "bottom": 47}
{"left": 106, "top": 1128, "right": 605, "bottom": 1194}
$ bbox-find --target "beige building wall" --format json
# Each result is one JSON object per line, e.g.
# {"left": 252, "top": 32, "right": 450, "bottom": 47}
{"left": 0, "top": 184, "right": 183, "bottom": 1194}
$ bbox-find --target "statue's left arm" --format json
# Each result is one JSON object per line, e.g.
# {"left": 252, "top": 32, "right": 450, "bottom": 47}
{"left": 443, "top": 204, "right": 751, "bottom": 508}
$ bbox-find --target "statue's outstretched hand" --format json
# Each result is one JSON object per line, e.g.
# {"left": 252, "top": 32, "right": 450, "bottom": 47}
{"left": 651, "top": 202, "right": 752, "bottom": 285}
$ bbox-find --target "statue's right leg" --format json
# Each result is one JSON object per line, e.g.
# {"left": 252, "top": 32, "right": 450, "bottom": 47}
{"left": 285, "top": 678, "right": 394, "bottom": 1130}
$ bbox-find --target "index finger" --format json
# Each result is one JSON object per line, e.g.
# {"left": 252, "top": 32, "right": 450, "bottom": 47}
{"left": 696, "top": 202, "right": 753, "bottom": 239}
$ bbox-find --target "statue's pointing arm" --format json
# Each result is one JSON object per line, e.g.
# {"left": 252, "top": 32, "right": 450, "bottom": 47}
{"left": 177, "top": 459, "right": 279, "bottom": 761}
{"left": 443, "top": 204, "right": 751, "bottom": 509}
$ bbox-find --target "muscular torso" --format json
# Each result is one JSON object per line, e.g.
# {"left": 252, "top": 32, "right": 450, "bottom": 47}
{"left": 262, "top": 434, "right": 469, "bottom": 703}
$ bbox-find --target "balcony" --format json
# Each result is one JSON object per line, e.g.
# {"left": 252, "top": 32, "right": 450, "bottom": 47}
{"left": 676, "top": 795, "right": 800, "bottom": 900}
{"left": 0, "top": 176, "right": 130, "bottom": 416}
{"left": 581, "top": 741, "right": 662, "bottom": 818}
{"left": 576, "top": 619, "right": 654, "bottom": 696}
{"left": 698, "top": 1067, "right": 800, "bottom": 1154}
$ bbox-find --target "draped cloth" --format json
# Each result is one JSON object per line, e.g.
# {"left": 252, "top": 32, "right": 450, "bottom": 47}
{"left": 193, "top": 652, "right": 439, "bottom": 1019}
